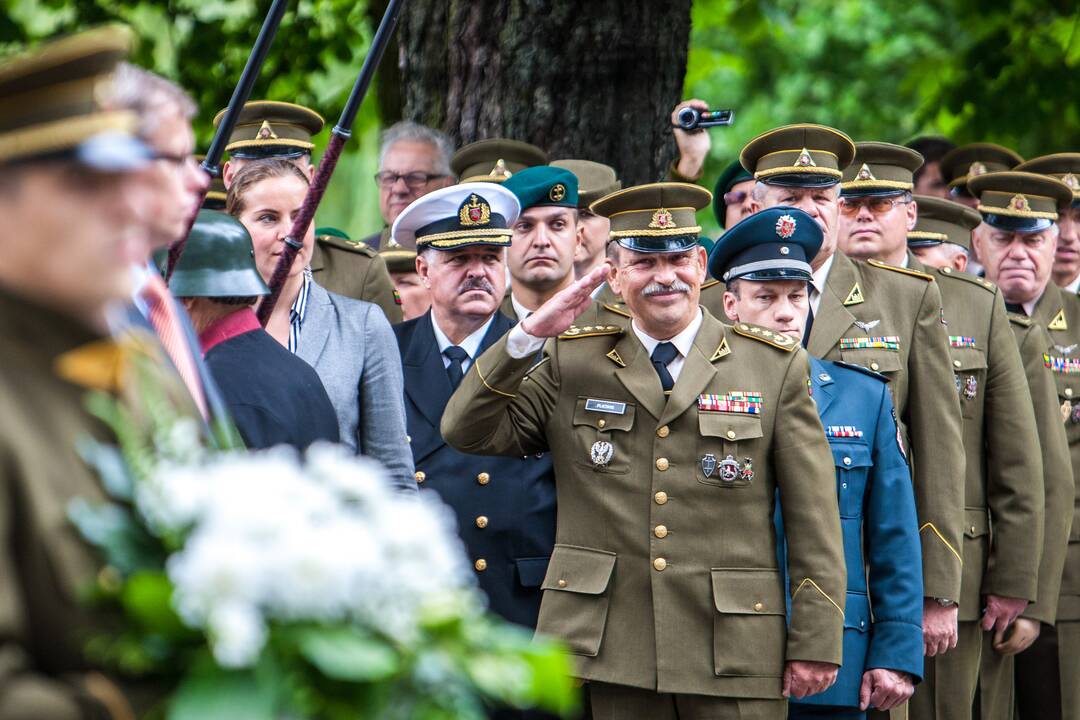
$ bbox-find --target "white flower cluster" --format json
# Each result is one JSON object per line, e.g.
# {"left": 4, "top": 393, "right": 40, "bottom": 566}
{"left": 135, "top": 443, "right": 473, "bottom": 668}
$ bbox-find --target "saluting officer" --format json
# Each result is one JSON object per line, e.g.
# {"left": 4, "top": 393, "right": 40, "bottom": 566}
{"left": 714, "top": 206, "right": 924, "bottom": 720}
{"left": 968, "top": 170, "right": 1080, "bottom": 720}
{"left": 442, "top": 182, "right": 846, "bottom": 719}
{"left": 390, "top": 183, "right": 557, "bottom": 638}
{"left": 213, "top": 100, "right": 401, "bottom": 322}
{"left": 725, "top": 126, "right": 966, "bottom": 657}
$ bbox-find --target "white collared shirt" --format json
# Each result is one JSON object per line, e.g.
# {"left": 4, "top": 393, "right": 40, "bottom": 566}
{"left": 809, "top": 253, "right": 835, "bottom": 316}
{"left": 1066, "top": 273, "right": 1080, "bottom": 295}
{"left": 432, "top": 313, "right": 496, "bottom": 373}
{"left": 510, "top": 292, "right": 534, "bottom": 323}
{"left": 630, "top": 309, "right": 703, "bottom": 384}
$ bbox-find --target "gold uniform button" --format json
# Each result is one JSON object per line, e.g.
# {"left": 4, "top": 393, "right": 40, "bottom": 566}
{"left": 726, "top": 430, "right": 736, "bottom": 440}
{"left": 654, "top": 525, "right": 668, "bottom": 538}
{"left": 415, "top": 470, "right": 426, "bottom": 483}
{"left": 870, "top": 362, "right": 880, "bottom": 371}
{"left": 597, "top": 419, "right": 606, "bottom": 428}
{"left": 970, "top": 525, "right": 977, "bottom": 534}
{"left": 653, "top": 557, "right": 667, "bottom": 571}
{"left": 953, "top": 359, "right": 962, "bottom": 368}
{"left": 657, "top": 425, "right": 670, "bottom": 438}
{"left": 753, "top": 602, "right": 764, "bottom": 612}
{"left": 557, "top": 579, "right": 567, "bottom": 588}
{"left": 474, "top": 559, "right": 487, "bottom": 571}
{"left": 656, "top": 457, "right": 669, "bottom": 471}
{"left": 654, "top": 491, "right": 668, "bottom": 505}
{"left": 476, "top": 516, "right": 489, "bottom": 529}
{"left": 477, "top": 472, "right": 490, "bottom": 485}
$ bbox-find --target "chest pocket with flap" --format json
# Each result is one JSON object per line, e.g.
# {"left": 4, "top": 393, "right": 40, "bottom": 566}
{"left": 829, "top": 440, "right": 871, "bottom": 518}
{"left": 697, "top": 412, "right": 764, "bottom": 488}
{"left": 837, "top": 347, "right": 903, "bottom": 377}
{"left": 572, "top": 397, "right": 635, "bottom": 474}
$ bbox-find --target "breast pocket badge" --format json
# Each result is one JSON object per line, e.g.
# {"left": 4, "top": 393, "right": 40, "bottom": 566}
{"left": 591, "top": 440, "right": 614, "bottom": 468}
{"left": 702, "top": 453, "right": 747, "bottom": 483}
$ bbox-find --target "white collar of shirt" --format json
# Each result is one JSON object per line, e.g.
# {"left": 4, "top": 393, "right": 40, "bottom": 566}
{"left": 809, "top": 253, "right": 835, "bottom": 316}
{"left": 898, "top": 253, "right": 910, "bottom": 269}
{"left": 1066, "top": 273, "right": 1080, "bottom": 295}
{"left": 631, "top": 308, "right": 703, "bottom": 384}
{"left": 432, "top": 313, "right": 495, "bottom": 371}
{"left": 510, "top": 292, "right": 534, "bottom": 323}
{"left": 1023, "top": 298, "right": 1039, "bottom": 317}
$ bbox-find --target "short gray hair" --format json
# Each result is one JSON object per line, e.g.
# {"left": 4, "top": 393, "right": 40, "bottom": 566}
{"left": 378, "top": 121, "right": 454, "bottom": 176}
{"left": 109, "top": 63, "right": 196, "bottom": 139}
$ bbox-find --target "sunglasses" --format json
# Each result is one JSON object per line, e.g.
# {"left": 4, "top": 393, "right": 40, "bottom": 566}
{"left": 838, "top": 196, "right": 911, "bottom": 216}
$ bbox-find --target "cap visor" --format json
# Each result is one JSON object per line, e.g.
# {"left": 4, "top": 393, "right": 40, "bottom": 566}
{"left": 841, "top": 186, "right": 908, "bottom": 198}
{"left": 981, "top": 213, "right": 1052, "bottom": 234}
{"left": 613, "top": 234, "right": 700, "bottom": 253}
{"left": 764, "top": 173, "right": 839, "bottom": 188}
{"left": 731, "top": 268, "right": 813, "bottom": 282}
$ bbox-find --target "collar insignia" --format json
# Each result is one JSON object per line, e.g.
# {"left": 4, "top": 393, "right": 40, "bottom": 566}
{"left": 843, "top": 282, "right": 865, "bottom": 306}
{"left": 1049, "top": 308, "right": 1068, "bottom": 331}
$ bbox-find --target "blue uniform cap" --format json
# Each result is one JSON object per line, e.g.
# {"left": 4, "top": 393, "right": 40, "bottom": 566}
{"left": 708, "top": 206, "right": 823, "bottom": 282}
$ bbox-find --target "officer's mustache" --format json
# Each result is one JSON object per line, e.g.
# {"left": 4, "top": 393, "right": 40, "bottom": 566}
{"left": 642, "top": 279, "right": 692, "bottom": 297}
{"left": 459, "top": 277, "right": 496, "bottom": 295}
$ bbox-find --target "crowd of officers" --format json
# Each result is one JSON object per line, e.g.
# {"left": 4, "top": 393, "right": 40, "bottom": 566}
{"left": 1, "top": 24, "right": 1079, "bottom": 720}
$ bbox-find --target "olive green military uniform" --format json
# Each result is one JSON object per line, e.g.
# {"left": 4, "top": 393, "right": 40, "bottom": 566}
{"left": 499, "top": 290, "right": 627, "bottom": 329}
{"left": 309, "top": 233, "right": 402, "bottom": 323}
{"left": 903, "top": 260, "right": 1044, "bottom": 720}
{"left": 441, "top": 313, "right": 845, "bottom": 715}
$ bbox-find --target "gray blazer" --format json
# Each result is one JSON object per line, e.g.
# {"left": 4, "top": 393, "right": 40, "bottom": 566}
{"left": 297, "top": 282, "right": 416, "bottom": 492}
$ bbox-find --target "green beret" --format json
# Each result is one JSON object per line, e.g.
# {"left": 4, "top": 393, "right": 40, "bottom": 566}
{"left": 550, "top": 159, "right": 621, "bottom": 208}
{"left": 712, "top": 159, "right": 754, "bottom": 228}
{"left": 503, "top": 166, "right": 579, "bottom": 210}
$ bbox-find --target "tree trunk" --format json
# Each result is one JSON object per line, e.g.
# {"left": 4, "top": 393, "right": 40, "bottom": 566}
{"left": 397, "top": 0, "right": 692, "bottom": 186}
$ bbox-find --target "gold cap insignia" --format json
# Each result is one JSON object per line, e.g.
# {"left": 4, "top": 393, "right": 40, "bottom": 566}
{"left": 855, "top": 163, "right": 876, "bottom": 181}
{"left": 489, "top": 158, "right": 512, "bottom": 179}
{"left": 969, "top": 161, "right": 988, "bottom": 177}
{"left": 775, "top": 214, "right": 797, "bottom": 238}
{"left": 794, "top": 148, "right": 817, "bottom": 168}
{"left": 549, "top": 183, "right": 567, "bottom": 202}
{"left": 256, "top": 120, "right": 278, "bottom": 140}
{"left": 1063, "top": 173, "right": 1079, "bottom": 191}
{"left": 649, "top": 208, "right": 676, "bottom": 229}
{"left": 1009, "top": 194, "right": 1031, "bottom": 212}
{"left": 459, "top": 194, "right": 492, "bottom": 226}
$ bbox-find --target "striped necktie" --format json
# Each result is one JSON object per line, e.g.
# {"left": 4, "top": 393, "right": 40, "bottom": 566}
{"left": 140, "top": 274, "right": 208, "bottom": 419}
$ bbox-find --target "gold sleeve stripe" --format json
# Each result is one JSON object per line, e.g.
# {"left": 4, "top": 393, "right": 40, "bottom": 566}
{"left": 474, "top": 360, "right": 517, "bottom": 398}
{"left": 791, "top": 577, "right": 844, "bottom": 616}
{"left": 919, "top": 522, "right": 963, "bottom": 565}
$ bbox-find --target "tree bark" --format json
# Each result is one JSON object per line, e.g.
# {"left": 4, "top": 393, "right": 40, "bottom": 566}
{"left": 397, "top": 0, "right": 692, "bottom": 186}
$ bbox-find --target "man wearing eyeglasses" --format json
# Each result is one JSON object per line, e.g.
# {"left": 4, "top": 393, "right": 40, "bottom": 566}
{"left": 969, "top": 171, "right": 1080, "bottom": 720}
{"left": 839, "top": 144, "right": 1050, "bottom": 720}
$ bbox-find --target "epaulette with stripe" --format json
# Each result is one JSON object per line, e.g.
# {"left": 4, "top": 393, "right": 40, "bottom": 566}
{"left": 317, "top": 233, "right": 376, "bottom": 257}
{"left": 867, "top": 258, "right": 934, "bottom": 281}
{"left": 602, "top": 303, "right": 631, "bottom": 318}
{"left": 558, "top": 324, "right": 623, "bottom": 340}
{"left": 731, "top": 322, "right": 798, "bottom": 352}
{"left": 934, "top": 266, "right": 996, "bottom": 292}
{"left": 701, "top": 279, "right": 722, "bottom": 291}
{"left": 1007, "top": 313, "right": 1032, "bottom": 327}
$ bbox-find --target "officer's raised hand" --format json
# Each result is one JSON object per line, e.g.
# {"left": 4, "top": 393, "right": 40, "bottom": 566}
{"left": 520, "top": 264, "right": 609, "bottom": 337}
{"left": 671, "top": 98, "right": 712, "bottom": 181}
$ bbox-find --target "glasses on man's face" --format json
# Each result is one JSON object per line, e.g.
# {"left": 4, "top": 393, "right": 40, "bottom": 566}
{"left": 838, "top": 196, "right": 910, "bottom": 216}
{"left": 723, "top": 190, "right": 748, "bottom": 205}
{"left": 374, "top": 171, "right": 446, "bottom": 190}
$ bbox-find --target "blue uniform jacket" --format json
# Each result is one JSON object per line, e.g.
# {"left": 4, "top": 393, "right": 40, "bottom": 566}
{"left": 394, "top": 310, "right": 556, "bottom": 628}
{"left": 778, "top": 357, "right": 923, "bottom": 708}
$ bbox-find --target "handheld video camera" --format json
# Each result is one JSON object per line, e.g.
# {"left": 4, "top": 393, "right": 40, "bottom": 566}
{"left": 674, "top": 107, "right": 735, "bottom": 131}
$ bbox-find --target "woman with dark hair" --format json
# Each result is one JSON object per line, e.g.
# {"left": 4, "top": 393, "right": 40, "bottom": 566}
{"left": 227, "top": 159, "right": 415, "bottom": 491}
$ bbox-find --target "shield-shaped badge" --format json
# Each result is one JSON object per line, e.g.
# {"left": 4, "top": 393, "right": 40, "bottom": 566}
{"left": 701, "top": 453, "right": 717, "bottom": 478}
{"left": 591, "top": 440, "right": 614, "bottom": 468}
{"left": 718, "top": 454, "right": 740, "bottom": 483}
{"left": 964, "top": 376, "right": 978, "bottom": 400}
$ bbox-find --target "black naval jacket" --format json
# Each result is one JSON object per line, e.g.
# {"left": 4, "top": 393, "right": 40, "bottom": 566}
{"left": 394, "top": 310, "right": 556, "bottom": 628}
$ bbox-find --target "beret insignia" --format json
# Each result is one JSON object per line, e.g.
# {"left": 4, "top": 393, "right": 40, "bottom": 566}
{"left": 549, "top": 183, "right": 567, "bottom": 202}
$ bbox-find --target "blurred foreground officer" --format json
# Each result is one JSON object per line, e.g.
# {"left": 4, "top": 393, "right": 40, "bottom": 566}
{"left": 737, "top": 126, "right": 966, "bottom": 653}
{"left": 214, "top": 100, "right": 401, "bottom": 320}
{"left": 903, "top": 196, "right": 1060, "bottom": 720}
{"left": 714, "top": 207, "right": 923, "bottom": 720}
{"left": 442, "top": 182, "right": 846, "bottom": 720}
{"left": 1015, "top": 154, "right": 1080, "bottom": 293}
{"left": 380, "top": 244, "right": 430, "bottom": 321}
{"left": 550, "top": 158, "right": 622, "bottom": 281}
{"left": 969, "top": 171, "right": 1080, "bottom": 720}
{"left": 171, "top": 210, "right": 340, "bottom": 450}
{"left": 0, "top": 26, "right": 195, "bottom": 718}
{"left": 391, "top": 182, "right": 557, "bottom": 622}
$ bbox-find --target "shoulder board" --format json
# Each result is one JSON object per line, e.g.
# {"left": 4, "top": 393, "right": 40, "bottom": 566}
{"left": 935, "top": 266, "right": 996, "bottom": 292}
{"left": 831, "top": 360, "right": 890, "bottom": 383}
{"left": 867, "top": 258, "right": 934, "bottom": 281}
{"left": 731, "top": 322, "right": 798, "bottom": 352}
{"left": 1007, "top": 312, "right": 1032, "bottom": 327}
{"left": 701, "top": 279, "right": 722, "bottom": 291}
{"left": 558, "top": 324, "right": 624, "bottom": 340}
{"left": 602, "top": 303, "right": 631, "bottom": 318}
{"left": 317, "top": 234, "right": 376, "bottom": 257}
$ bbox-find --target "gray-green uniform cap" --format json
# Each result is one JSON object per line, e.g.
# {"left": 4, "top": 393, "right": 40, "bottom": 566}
{"left": 907, "top": 196, "right": 982, "bottom": 250}
{"left": 550, "top": 159, "right": 621, "bottom": 208}
{"left": 591, "top": 182, "right": 712, "bottom": 253}
{"left": 940, "top": 143, "right": 1023, "bottom": 198}
{"left": 740, "top": 124, "right": 856, "bottom": 188}
{"left": 841, "top": 142, "right": 924, "bottom": 197}
{"left": 451, "top": 138, "right": 547, "bottom": 183}
{"left": 170, "top": 210, "right": 270, "bottom": 298}
{"left": 968, "top": 171, "right": 1073, "bottom": 234}
{"left": 214, "top": 100, "right": 325, "bottom": 160}
{"left": 1015, "top": 153, "right": 1080, "bottom": 207}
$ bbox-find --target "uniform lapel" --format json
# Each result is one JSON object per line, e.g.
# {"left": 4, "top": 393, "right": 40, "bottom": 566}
{"left": 403, "top": 311, "right": 453, "bottom": 430}
{"left": 659, "top": 312, "right": 723, "bottom": 427}
{"left": 296, "top": 283, "right": 333, "bottom": 366}
{"left": 809, "top": 358, "right": 837, "bottom": 416}
{"left": 1032, "top": 286, "right": 1062, "bottom": 330}
{"left": 808, "top": 251, "right": 859, "bottom": 357}
{"left": 613, "top": 330, "right": 667, "bottom": 422}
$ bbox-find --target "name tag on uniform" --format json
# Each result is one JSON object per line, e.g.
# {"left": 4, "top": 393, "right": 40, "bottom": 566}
{"left": 699, "top": 392, "right": 763, "bottom": 415}
{"left": 585, "top": 398, "right": 626, "bottom": 415}
{"left": 839, "top": 336, "right": 901, "bottom": 351}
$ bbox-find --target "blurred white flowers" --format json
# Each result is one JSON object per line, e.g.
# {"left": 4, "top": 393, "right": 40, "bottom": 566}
{"left": 135, "top": 443, "right": 472, "bottom": 668}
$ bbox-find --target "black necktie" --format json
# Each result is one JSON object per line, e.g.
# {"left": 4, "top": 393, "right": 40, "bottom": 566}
{"left": 803, "top": 302, "right": 815, "bottom": 348}
{"left": 1005, "top": 302, "right": 1025, "bottom": 315}
{"left": 444, "top": 345, "right": 469, "bottom": 390}
{"left": 651, "top": 342, "right": 679, "bottom": 392}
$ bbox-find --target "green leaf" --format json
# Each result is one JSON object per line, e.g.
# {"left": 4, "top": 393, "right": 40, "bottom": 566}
{"left": 67, "top": 498, "right": 163, "bottom": 574}
{"left": 168, "top": 662, "right": 276, "bottom": 720}
{"left": 295, "top": 626, "right": 401, "bottom": 682}
{"left": 121, "top": 571, "right": 193, "bottom": 640}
